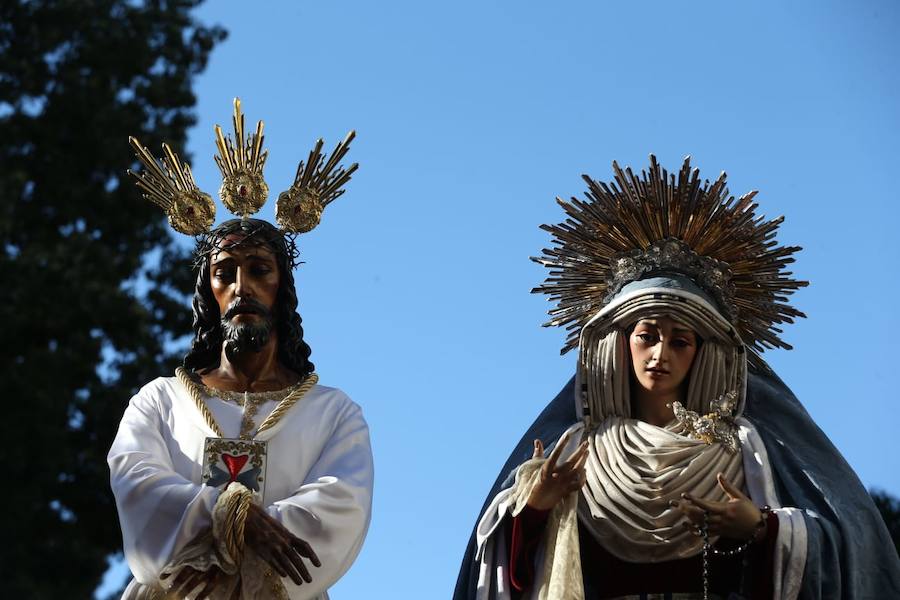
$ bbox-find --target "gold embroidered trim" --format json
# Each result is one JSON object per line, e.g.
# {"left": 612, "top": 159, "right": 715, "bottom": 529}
{"left": 197, "top": 382, "right": 306, "bottom": 405}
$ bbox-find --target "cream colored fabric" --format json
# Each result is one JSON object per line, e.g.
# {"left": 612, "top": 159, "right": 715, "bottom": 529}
{"left": 506, "top": 458, "right": 584, "bottom": 600}
{"left": 485, "top": 419, "right": 802, "bottom": 600}
{"left": 580, "top": 417, "right": 743, "bottom": 562}
{"left": 573, "top": 290, "right": 746, "bottom": 562}
{"left": 577, "top": 289, "right": 747, "bottom": 423}
{"left": 473, "top": 421, "right": 805, "bottom": 600}
{"left": 516, "top": 419, "right": 741, "bottom": 599}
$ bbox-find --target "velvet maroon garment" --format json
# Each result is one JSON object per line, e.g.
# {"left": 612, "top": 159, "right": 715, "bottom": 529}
{"left": 509, "top": 505, "right": 778, "bottom": 599}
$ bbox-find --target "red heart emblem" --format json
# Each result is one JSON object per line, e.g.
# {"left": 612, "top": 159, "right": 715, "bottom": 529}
{"left": 222, "top": 453, "right": 249, "bottom": 482}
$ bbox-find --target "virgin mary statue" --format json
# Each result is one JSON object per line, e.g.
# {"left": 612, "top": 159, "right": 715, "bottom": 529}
{"left": 453, "top": 157, "right": 900, "bottom": 599}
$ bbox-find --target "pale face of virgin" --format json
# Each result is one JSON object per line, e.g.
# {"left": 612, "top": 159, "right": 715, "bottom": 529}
{"left": 628, "top": 317, "right": 699, "bottom": 398}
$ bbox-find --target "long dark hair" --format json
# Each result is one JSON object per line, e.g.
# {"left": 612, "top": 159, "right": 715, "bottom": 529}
{"left": 183, "top": 219, "right": 314, "bottom": 378}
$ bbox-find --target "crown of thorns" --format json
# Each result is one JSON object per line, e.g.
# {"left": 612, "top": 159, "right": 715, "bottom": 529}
{"left": 191, "top": 219, "right": 302, "bottom": 270}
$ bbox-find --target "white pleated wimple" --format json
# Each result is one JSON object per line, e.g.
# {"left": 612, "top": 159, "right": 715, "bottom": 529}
{"left": 572, "top": 288, "right": 749, "bottom": 562}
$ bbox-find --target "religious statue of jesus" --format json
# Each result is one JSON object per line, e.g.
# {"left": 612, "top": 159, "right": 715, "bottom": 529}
{"left": 109, "top": 99, "right": 372, "bottom": 600}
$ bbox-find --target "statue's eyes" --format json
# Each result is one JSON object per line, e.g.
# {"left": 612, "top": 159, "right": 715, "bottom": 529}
{"left": 213, "top": 267, "right": 235, "bottom": 281}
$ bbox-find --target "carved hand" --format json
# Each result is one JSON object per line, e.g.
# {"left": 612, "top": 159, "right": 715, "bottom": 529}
{"left": 674, "top": 473, "right": 767, "bottom": 541}
{"left": 243, "top": 503, "right": 321, "bottom": 586}
{"left": 526, "top": 432, "right": 589, "bottom": 511}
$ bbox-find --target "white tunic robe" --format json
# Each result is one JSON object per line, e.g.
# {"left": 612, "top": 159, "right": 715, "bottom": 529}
{"left": 108, "top": 376, "right": 373, "bottom": 600}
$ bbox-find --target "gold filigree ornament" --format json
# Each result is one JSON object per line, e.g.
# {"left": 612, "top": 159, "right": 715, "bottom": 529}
{"left": 533, "top": 155, "right": 808, "bottom": 370}
{"left": 669, "top": 391, "right": 740, "bottom": 454}
{"left": 276, "top": 131, "right": 358, "bottom": 232}
{"left": 214, "top": 98, "right": 269, "bottom": 217}
{"left": 127, "top": 138, "right": 216, "bottom": 235}
{"left": 128, "top": 98, "right": 357, "bottom": 236}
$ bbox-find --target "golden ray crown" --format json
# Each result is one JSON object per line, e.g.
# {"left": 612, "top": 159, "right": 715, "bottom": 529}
{"left": 128, "top": 98, "right": 358, "bottom": 236}
{"left": 532, "top": 155, "right": 807, "bottom": 368}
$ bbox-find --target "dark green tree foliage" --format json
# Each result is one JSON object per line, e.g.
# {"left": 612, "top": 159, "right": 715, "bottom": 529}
{"left": 0, "top": 1, "right": 225, "bottom": 596}
{"left": 872, "top": 489, "right": 900, "bottom": 558}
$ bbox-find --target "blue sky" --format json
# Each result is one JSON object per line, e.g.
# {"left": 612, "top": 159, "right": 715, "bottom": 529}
{"left": 101, "top": 0, "right": 900, "bottom": 596}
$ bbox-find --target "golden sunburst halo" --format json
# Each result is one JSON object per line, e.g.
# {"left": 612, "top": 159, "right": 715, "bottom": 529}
{"left": 128, "top": 98, "right": 357, "bottom": 237}
{"left": 532, "top": 155, "right": 807, "bottom": 369}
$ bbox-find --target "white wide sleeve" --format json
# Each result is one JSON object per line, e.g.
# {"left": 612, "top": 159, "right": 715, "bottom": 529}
{"left": 737, "top": 418, "right": 807, "bottom": 600}
{"left": 108, "top": 384, "right": 220, "bottom": 584}
{"left": 266, "top": 399, "right": 373, "bottom": 599}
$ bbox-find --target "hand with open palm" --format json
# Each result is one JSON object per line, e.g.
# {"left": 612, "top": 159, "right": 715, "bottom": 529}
{"left": 526, "top": 432, "right": 590, "bottom": 511}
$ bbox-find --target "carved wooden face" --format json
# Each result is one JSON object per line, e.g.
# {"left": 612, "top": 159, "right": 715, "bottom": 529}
{"left": 210, "top": 236, "right": 280, "bottom": 330}
{"left": 628, "top": 316, "right": 699, "bottom": 400}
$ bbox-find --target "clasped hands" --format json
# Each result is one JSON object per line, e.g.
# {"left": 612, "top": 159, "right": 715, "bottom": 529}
{"left": 525, "top": 433, "right": 766, "bottom": 543}
{"left": 168, "top": 503, "right": 320, "bottom": 599}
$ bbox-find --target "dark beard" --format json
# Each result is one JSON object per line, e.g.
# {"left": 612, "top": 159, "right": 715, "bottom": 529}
{"left": 220, "top": 299, "right": 275, "bottom": 358}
